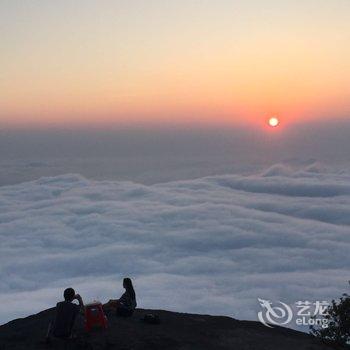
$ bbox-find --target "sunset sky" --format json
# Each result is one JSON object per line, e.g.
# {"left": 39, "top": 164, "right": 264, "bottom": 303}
{"left": 1, "top": 0, "right": 349, "bottom": 128}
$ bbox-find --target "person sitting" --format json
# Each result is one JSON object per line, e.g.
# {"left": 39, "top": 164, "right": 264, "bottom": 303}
{"left": 49, "top": 288, "right": 84, "bottom": 339}
{"left": 106, "top": 277, "right": 137, "bottom": 317}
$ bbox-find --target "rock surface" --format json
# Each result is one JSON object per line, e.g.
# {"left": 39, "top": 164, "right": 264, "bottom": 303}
{"left": 0, "top": 307, "right": 333, "bottom": 349}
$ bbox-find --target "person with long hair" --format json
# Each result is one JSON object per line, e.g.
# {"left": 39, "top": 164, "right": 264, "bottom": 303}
{"left": 106, "top": 277, "right": 137, "bottom": 317}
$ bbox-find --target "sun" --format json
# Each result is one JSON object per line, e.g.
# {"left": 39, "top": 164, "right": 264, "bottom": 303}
{"left": 268, "top": 117, "right": 279, "bottom": 127}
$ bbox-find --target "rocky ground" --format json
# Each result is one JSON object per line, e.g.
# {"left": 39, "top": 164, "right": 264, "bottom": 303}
{"left": 0, "top": 307, "right": 334, "bottom": 350}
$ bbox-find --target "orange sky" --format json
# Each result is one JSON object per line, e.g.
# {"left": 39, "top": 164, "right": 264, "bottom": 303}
{"left": 1, "top": 0, "right": 349, "bottom": 129}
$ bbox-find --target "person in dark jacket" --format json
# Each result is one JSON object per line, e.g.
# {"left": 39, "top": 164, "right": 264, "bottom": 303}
{"left": 50, "top": 288, "right": 84, "bottom": 338}
{"left": 106, "top": 277, "right": 137, "bottom": 317}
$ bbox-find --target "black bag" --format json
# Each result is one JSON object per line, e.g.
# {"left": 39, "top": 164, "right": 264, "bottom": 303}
{"left": 141, "top": 313, "right": 160, "bottom": 324}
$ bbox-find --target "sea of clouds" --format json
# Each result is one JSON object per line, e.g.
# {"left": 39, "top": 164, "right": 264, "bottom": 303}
{"left": 0, "top": 163, "right": 350, "bottom": 327}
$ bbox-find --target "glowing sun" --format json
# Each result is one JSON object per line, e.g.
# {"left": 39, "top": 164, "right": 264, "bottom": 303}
{"left": 268, "top": 117, "right": 279, "bottom": 127}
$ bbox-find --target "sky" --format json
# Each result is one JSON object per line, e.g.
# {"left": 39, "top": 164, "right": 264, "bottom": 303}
{"left": 1, "top": 0, "right": 349, "bottom": 128}
{"left": 1, "top": 119, "right": 350, "bottom": 186}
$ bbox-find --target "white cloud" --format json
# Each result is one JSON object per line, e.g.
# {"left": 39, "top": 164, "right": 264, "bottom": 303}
{"left": 0, "top": 164, "right": 349, "bottom": 328}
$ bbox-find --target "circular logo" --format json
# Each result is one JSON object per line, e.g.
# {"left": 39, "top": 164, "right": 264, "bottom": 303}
{"left": 258, "top": 298, "right": 293, "bottom": 328}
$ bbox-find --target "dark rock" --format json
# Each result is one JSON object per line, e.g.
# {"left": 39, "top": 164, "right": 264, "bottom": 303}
{"left": 0, "top": 307, "right": 333, "bottom": 349}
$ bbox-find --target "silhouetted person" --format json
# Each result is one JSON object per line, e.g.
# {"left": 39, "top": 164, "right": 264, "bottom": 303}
{"left": 50, "top": 288, "right": 84, "bottom": 339}
{"left": 106, "top": 277, "right": 137, "bottom": 317}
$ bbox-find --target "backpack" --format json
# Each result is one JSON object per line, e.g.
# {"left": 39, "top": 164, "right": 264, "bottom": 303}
{"left": 141, "top": 313, "right": 160, "bottom": 324}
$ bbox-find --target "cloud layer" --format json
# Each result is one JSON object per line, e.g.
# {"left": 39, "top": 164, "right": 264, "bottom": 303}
{"left": 1, "top": 164, "right": 349, "bottom": 327}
